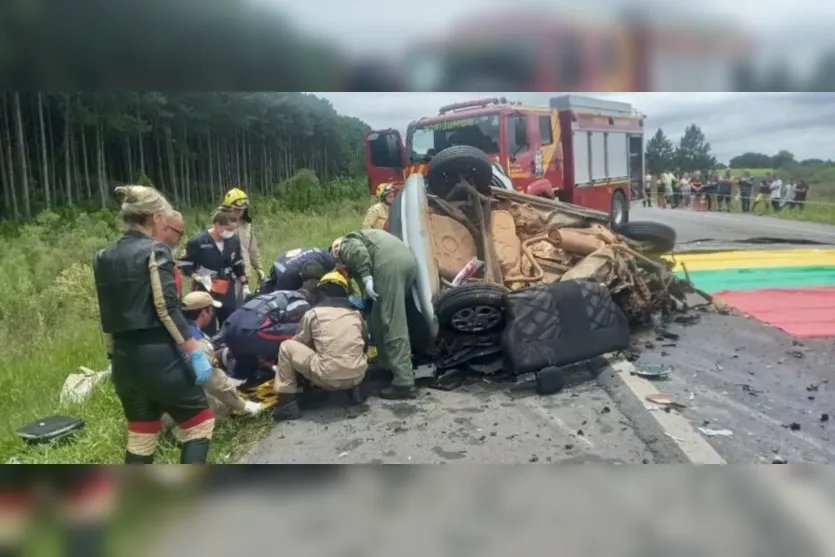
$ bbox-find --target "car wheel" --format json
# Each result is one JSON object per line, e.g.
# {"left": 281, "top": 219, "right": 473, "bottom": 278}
{"left": 610, "top": 190, "right": 628, "bottom": 227}
{"left": 616, "top": 221, "right": 677, "bottom": 254}
{"left": 427, "top": 145, "right": 493, "bottom": 198}
{"left": 436, "top": 283, "right": 508, "bottom": 334}
{"left": 535, "top": 366, "right": 566, "bottom": 395}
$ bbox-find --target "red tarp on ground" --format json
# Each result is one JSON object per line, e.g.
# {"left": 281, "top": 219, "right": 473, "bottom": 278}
{"left": 716, "top": 286, "right": 835, "bottom": 338}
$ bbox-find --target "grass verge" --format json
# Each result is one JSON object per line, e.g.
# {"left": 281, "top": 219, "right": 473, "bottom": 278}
{"left": 0, "top": 198, "right": 366, "bottom": 463}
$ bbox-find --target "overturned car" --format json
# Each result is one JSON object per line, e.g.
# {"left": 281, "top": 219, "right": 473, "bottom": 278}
{"left": 388, "top": 146, "right": 683, "bottom": 393}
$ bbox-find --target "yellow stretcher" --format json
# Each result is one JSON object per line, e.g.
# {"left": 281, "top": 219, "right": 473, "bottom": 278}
{"left": 229, "top": 344, "right": 378, "bottom": 417}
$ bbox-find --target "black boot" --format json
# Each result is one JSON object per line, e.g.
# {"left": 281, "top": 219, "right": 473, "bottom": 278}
{"left": 346, "top": 386, "right": 367, "bottom": 406}
{"left": 66, "top": 524, "right": 105, "bottom": 557}
{"left": 379, "top": 385, "right": 418, "bottom": 400}
{"left": 180, "top": 438, "right": 211, "bottom": 464}
{"left": 273, "top": 393, "right": 302, "bottom": 422}
{"left": 125, "top": 452, "right": 154, "bottom": 464}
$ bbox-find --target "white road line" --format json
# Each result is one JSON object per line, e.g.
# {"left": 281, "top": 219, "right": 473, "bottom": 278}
{"left": 608, "top": 360, "right": 726, "bottom": 465}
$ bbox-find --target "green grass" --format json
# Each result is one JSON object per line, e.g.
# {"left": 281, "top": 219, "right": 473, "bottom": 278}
{"left": 728, "top": 167, "right": 835, "bottom": 224}
{"left": 0, "top": 196, "right": 368, "bottom": 464}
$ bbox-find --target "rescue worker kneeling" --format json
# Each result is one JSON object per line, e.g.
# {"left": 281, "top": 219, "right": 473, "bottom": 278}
{"left": 272, "top": 271, "right": 369, "bottom": 422}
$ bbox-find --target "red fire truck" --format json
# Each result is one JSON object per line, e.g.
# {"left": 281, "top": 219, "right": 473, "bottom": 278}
{"left": 364, "top": 95, "right": 645, "bottom": 225}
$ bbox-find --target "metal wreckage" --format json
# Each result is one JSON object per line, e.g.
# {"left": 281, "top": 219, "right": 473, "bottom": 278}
{"left": 387, "top": 146, "right": 705, "bottom": 394}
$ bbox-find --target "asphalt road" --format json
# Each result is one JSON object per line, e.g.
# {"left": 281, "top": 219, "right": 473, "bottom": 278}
{"left": 243, "top": 205, "right": 835, "bottom": 465}
{"left": 631, "top": 204, "right": 835, "bottom": 246}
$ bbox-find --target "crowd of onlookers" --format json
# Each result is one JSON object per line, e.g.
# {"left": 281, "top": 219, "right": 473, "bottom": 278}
{"left": 639, "top": 170, "right": 810, "bottom": 214}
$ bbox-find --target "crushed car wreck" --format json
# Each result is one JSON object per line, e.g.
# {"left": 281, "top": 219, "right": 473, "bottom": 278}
{"left": 388, "top": 145, "right": 692, "bottom": 394}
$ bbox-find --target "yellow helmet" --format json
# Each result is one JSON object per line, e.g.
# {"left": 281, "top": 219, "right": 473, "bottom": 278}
{"left": 223, "top": 188, "right": 249, "bottom": 208}
{"left": 376, "top": 182, "right": 396, "bottom": 200}
{"left": 318, "top": 271, "right": 349, "bottom": 290}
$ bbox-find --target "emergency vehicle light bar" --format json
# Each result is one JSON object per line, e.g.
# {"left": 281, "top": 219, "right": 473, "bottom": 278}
{"left": 439, "top": 97, "right": 507, "bottom": 114}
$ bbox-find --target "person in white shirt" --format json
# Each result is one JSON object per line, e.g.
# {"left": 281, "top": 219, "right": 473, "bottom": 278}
{"left": 770, "top": 174, "right": 784, "bottom": 212}
{"left": 643, "top": 173, "right": 653, "bottom": 207}
{"left": 679, "top": 173, "right": 692, "bottom": 208}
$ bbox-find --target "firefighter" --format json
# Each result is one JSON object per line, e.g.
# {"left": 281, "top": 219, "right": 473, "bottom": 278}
{"left": 180, "top": 209, "right": 249, "bottom": 336}
{"left": 259, "top": 247, "right": 336, "bottom": 294}
{"left": 93, "top": 185, "right": 215, "bottom": 464}
{"left": 272, "top": 271, "right": 369, "bottom": 422}
{"left": 362, "top": 182, "right": 397, "bottom": 230}
{"left": 330, "top": 229, "right": 418, "bottom": 400}
{"left": 219, "top": 260, "right": 325, "bottom": 384}
{"left": 221, "top": 188, "right": 265, "bottom": 303}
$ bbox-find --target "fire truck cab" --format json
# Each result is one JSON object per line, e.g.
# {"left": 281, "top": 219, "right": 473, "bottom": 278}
{"left": 364, "top": 95, "right": 644, "bottom": 226}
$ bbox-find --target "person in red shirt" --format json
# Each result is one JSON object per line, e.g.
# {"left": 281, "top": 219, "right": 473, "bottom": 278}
{"left": 791, "top": 180, "right": 809, "bottom": 211}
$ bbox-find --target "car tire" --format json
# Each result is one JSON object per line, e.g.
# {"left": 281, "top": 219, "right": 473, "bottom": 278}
{"left": 610, "top": 190, "right": 629, "bottom": 227}
{"left": 535, "top": 366, "right": 566, "bottom": 395}
{"left": 616, "top": 221, "right": 677, "bottom": 254}
{"left": 427, "top": 146, "right": 493, "bottom": 198}
{"left": 436, "top": 283, "right": 509, "bottom": 334}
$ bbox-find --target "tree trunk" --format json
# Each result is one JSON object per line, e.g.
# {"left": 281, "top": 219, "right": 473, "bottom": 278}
{"left": 207, "top": 129, "right": 215, "bottom": 200}
{"left": 37, "top": 92, "right": 51, "bottom": 209}
{"left": 63, "top": 94, "right": 72, "bottom": 205}
{"left": 136, "top": 95, "right": 145, "bottom": 175}
{"left": 13, "top": 92, "right": 31, "bottom": 218}
{"left": 155, "top": 129, "right": 165, "bottom": 191}
{"left": 1, "top": 92, "right": 18, "bottom": 217}
{"left": 235, "top": 132, "right": 241, "bottom": 186}
{"left": 96, "top": 121, "right": 106, "bottom": 207}
{"left": 165, "top": 126, "right": 178, "bottom": 204}
{"left": 125, "top": 135, "right": 133, "bottom": 183}
{"left": 242, "top": 131, "right": 249, "bottom": 190}
{"left": 46, "top": 97, "right": 57, "bottom": 199}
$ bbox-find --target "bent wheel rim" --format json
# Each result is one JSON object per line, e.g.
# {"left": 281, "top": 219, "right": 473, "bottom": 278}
{"left": 450, "top": 305, "right": 502, "bottom": 333}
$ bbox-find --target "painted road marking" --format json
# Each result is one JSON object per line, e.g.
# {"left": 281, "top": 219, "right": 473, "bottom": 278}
{"left": 607, "top": 359, "right": 726, "bottom": 464}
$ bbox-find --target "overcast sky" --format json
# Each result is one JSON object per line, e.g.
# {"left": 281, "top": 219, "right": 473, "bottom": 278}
{"left": 318, "top": 93, "right": 835, "bottom": 163}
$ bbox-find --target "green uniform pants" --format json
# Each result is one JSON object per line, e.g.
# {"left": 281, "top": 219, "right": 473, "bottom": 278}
{"left": 368, "top": 245, "right": 418, "bottom": 388}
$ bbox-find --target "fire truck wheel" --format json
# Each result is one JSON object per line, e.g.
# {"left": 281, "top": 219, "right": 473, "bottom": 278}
{"left": 427, "top": 146, "right": 493, "bottom": 198}
{"left": 610, "top": 190, "right": 629, "bottom": 227}
{"left": 616, "top": 221, "right": 677, "bottom": 254}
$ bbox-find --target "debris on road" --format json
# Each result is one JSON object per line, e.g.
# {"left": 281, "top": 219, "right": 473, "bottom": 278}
{"left": 646, "top": 393, "right": 687, "bottom": 410}
{"left": 772, "top": 456, "right": 788, "bottom": 464}
{"left": 633, "top": 364, "right": 672, "bottom": 379}
{"left": 698, "top": 427, "right": 734, "bottom": 437}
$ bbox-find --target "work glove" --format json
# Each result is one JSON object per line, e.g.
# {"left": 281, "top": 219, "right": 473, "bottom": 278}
{"left": 189, "top": 350, "right": 213, "bottom": 385}
{"left": 256, "top": 269, "right": 265, "bottom": 281}
{"left": 241, "top": 284, "right": 251, "bottom": 298}
{"left": 363, "top": 276, "right": 378, "bottom": 301}
{"left": 243, "top": 400, "right": 263, "bottom": 416}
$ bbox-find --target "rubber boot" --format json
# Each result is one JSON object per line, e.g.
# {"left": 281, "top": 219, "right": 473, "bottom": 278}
{"left": 272, "top": 393, "right": 302, "bottom": 422}
{"left": 346, "top": 386, "right": 366, "bottom": 406}
{"left": 179, "top": 438, "right": 211, "bottom": 464}
{"left": 66, "top": 524, "right": 105, "bottom": 557}
{"left": 124, "top": 452, "right": 154, "bottom": 464}
{"left": 379, "top": 385, "right": 418, "bottom": 400}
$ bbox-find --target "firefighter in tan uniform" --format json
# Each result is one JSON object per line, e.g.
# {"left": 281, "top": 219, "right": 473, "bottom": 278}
{"left": 222, "top": 188, "right": 265, "bottom": 304}
{"left": 272, "top": 271, "right": 369, "bottom": 421}
{"left": 362, "top": 182, "right": 397, "bottom": 230}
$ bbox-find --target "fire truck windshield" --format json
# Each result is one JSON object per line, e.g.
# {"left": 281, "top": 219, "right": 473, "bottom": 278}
{"left": 406, "top": 114, "right": 501, "bottom": 163}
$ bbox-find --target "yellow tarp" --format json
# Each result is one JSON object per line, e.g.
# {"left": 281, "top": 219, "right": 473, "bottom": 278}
{"left": 664, "top": 249, "right": 835, "bottom": 272}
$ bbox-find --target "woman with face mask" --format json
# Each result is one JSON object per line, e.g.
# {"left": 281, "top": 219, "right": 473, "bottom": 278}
{"left": 180, "top": 209, "right": 249, "bottom": 335}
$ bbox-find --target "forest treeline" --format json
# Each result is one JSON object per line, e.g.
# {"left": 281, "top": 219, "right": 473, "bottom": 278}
{"left": 0, "top": 92, "right": 371, "bottom": 219}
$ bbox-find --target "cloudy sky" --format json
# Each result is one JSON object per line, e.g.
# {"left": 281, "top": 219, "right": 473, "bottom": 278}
{"left": 318, "top": 93, "right": 835, "bottom": 163}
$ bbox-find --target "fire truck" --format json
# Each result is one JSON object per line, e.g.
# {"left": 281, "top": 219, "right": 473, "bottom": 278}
{"left": 364, "top": 95, "right": 645, "bottom": 226}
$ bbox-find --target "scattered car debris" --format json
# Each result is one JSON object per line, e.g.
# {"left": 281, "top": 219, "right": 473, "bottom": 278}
{"left": 821, "top": 413, "right": 830, "bottom": 423}
{"left": 646, "top": 394, "right": 687, "bottom": 410}
{"left": 633, "top": 364, "right": 672, "bottom": 379}
{"left": 784, "top": 422, "right": 802, "bottom": 431}
{"left": 786, "top": 350, "right": 805, "bottom": 359}
{"left": 772, "top": 456, "right": 788, "bottom": 464}
{"left": 698, "top": 427, "right": 734, "bottom": 437}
